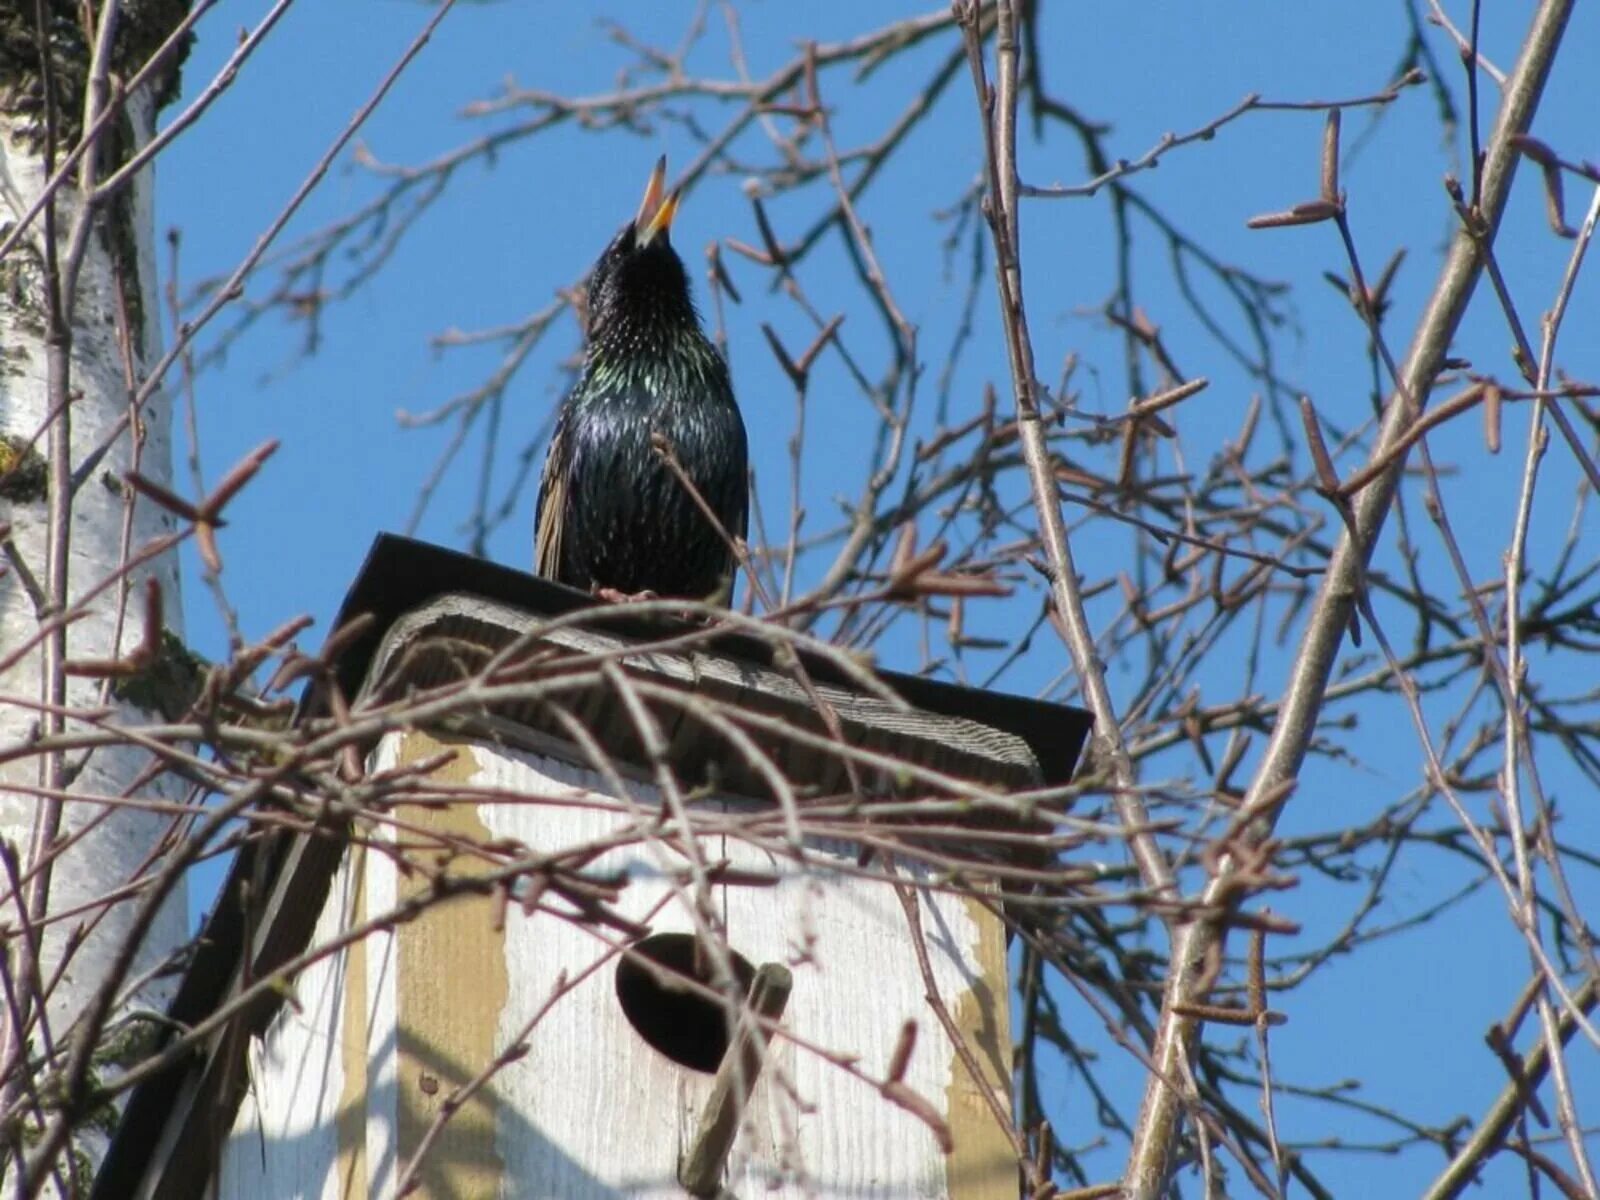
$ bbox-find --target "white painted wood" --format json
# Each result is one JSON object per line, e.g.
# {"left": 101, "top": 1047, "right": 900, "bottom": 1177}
{"left": 232, "top": 730, "right": 1005, "bottom": 1197}
{"left": 219, "top": 859, "right": 357, "bottom": 1200}
{"left": 365, "top": 802, "right": 401, "bottom": 1200}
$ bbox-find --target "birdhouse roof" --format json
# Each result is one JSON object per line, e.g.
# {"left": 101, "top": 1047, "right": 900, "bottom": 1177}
{"left": 321, "top": 534, "right": 1088, "bottom": 784}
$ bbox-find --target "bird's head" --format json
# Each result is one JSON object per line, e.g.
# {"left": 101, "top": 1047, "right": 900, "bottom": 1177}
{"left": 586, "top": 157, "right": 698, "bottom": 348}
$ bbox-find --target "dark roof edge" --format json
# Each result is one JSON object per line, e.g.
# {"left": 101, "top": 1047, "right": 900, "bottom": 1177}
{"left": 317, "top": 533, "right": 1091, "bottom": 783}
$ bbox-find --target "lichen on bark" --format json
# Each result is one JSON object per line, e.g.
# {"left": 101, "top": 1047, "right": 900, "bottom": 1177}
{"left": 0, "top": 433, "right": 48, "bottom": 502}
{"left": 110, "top": 629, "right": 206, "bottom": 720}
{"left": 0, "top": 0, "right": 194, "bottom": 153}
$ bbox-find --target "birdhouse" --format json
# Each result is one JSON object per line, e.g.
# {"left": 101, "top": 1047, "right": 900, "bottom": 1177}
{"left": 99, "top": 535, "right": 1091, "bottom": 1200}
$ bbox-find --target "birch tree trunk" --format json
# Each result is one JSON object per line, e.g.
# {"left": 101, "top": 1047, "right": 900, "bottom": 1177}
{"left": 0, "top": 1, "right": 193, "bottom": 1188}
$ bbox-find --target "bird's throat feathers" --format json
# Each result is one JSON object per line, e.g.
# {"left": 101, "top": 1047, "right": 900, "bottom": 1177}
{"left": 585, "top": 319, "right": 724, "bottom": 401}
{"left": 589, "top": 292, "right": 704, "bottom": 364}
{"left": 584, "top": 232, "right": 723, "bottom": 395}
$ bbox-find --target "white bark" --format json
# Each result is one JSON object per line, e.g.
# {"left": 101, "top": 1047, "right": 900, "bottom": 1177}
{"left": 0, "top": 39, "right": 188, "bottom": 1184}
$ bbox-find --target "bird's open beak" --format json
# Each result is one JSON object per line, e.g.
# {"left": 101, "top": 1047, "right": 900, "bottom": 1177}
{"left": 634, "top": 156, "right": 681, "bottom": 246}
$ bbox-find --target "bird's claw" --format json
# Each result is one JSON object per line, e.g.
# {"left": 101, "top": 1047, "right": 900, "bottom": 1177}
{"left": 595, "top": 587, "right": 661, "bottom": 604}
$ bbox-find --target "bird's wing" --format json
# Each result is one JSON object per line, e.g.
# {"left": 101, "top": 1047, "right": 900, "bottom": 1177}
{"left": 533, "top": 409, "right": 571, "bottom": 579}
{"left": 709, "top": 412, "right": 750, "bottom": 605}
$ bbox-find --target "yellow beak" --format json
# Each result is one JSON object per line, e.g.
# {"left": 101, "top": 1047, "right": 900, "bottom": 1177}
{"left": 634, "top": 156, "right": 681, "bottom": 245}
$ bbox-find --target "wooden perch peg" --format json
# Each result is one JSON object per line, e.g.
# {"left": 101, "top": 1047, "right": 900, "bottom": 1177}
{"left": 678, "top": 963, "right": 794, "bottom": 1198}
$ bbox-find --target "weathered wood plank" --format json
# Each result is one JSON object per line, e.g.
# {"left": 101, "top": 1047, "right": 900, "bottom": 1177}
{"left": 360, "top": 593, "right": 1044, "bottom": 797}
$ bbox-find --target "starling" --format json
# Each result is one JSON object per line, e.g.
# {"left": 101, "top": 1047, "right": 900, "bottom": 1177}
{"left": 534, "top": 157, "right": 749, "bottom": 603}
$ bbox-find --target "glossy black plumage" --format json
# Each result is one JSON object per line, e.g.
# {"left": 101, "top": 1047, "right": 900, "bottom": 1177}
{"left": 534, "top": 160, "right": 748, "bottom": 602}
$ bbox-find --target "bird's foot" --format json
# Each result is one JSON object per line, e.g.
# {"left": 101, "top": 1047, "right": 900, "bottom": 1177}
{"left": 594, "top": 586, "right": 661, "bottom": 605}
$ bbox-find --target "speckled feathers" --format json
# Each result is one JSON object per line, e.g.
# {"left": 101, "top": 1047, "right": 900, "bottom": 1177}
{"left": 534, "top": 160, "right": 748, "bottom": 600}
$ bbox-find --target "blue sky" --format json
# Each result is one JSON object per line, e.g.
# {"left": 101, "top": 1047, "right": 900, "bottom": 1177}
{"left": 153, "top": 2, "right": 1599, "bottom": 1193}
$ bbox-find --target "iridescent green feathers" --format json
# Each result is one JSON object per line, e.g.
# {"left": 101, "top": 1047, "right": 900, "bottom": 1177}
{"left": 535, "top": 159, "right": 748, "bottom": 601}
